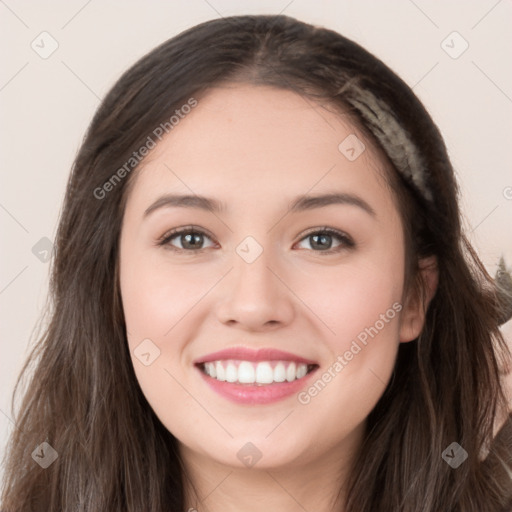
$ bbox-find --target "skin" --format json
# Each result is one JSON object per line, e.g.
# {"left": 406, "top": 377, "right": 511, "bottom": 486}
{"left": 119, "top": 84, "right": 438, "bottom": 512}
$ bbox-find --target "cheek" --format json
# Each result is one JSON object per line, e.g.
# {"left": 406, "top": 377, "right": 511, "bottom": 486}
{"left": 120, "top": 249, "right": 211, "bottom": 342}
{"left": 299, "top": 258, "right": 403, "bottom": 348}
{"left": 294, "top": 264, "right": 403, "bottom": 431}
{"left": 293, "top": 255, "right": 404, "bottom": 407}
{"left": 119, "top": 247, "right": 208, "bottom": 427}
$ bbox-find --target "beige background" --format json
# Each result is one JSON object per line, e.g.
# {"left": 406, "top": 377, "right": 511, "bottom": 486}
{"left": 1, "top": 0, "right": 511, "bottom": 480}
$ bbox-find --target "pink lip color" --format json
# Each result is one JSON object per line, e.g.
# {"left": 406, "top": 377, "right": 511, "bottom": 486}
{"left": 196, "top": 366, "right": 319, "bottom": 405}
{"left": 194, "top": 347, "right": 317, "bottom": 365}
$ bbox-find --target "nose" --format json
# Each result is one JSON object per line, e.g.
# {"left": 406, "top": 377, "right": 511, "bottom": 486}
{"left": 214, "top": 243, "right": 295, "bottom": 331}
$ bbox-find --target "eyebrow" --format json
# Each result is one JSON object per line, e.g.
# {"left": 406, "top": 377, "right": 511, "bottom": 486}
{"left": 143, "top": 192, "right": 376, "bottom": 218}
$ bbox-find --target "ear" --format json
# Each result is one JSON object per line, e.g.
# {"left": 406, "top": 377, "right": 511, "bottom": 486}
{"left": 399, "top": 255, "right": 439, "bottom": 343}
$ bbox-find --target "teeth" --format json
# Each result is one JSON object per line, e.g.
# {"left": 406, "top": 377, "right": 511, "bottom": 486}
{"left": 286, "top": 362, "right": 296, "bottom": 382}
{"left": 226, "top": 363, "right": 237, "bottom": 383}
{"left": 238, "top": 361, "right": 255, "bottom": 383}
{"left": 296, "top": 364, "right": 307, "bottom": 379}
{"left": 256, "top": 362, "right": 274, "bottom": 384}
{"left": 273, "top": 362, "right": 286, "bottom": 382}
{"left": 215, "top": 361, "right": 226, "bottom": 381}
{"left": 201, "top": 360, "right": 312, "bottom": 385}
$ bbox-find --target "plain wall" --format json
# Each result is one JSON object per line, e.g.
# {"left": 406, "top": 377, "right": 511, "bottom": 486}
{"left": 1, "top": 0, "right": 511, "bottom": 485}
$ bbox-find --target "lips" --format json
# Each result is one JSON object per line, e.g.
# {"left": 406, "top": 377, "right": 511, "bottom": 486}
{"left": 194, "top": 347, "right": 319, "bottom": 404}
{"left": 194, "top": 347, "right": 317, "bottom": 365}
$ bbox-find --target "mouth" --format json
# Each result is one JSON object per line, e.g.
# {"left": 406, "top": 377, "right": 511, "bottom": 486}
{"left": 196, "top": 360, "right": 318, "bottom": 385}
{"left": 193, "top": 347, "right": 319, "bottom": 404}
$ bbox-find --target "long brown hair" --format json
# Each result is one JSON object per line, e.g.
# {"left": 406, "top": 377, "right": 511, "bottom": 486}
{"left": 2, "top": 15, "right": 511, "bottom": 512}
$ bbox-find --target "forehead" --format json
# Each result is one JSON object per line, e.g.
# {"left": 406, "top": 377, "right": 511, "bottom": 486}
{"left": 125, "top": 84, "right": 394, "bottom": 214}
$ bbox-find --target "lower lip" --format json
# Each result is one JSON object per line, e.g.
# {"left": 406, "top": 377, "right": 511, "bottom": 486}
{"left": 196, "top": 366, "right": 318, "bottom": 405}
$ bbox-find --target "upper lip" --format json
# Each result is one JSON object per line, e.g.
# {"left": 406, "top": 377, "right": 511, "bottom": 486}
{"left": 194, "top": 347, "right": 318, "bottom": 365}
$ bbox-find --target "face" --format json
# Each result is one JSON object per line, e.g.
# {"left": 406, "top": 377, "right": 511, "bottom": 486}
{"left": 119, "top": 84, "right": 421, "bottom": 472}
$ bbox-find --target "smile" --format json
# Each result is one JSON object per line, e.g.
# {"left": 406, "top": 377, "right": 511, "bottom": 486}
{"left": 194, "top": 347, "right": 319, "bottom": 404}
{"left": 199, "top": 360, "right": 317, "bottom": 385}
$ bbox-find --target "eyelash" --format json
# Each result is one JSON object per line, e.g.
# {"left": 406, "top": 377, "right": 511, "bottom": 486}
{"left": 156, "top": 225, "right": 355, "bottom": 255}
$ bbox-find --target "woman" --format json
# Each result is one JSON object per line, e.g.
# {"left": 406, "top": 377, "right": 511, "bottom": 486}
{"left": 2, "top": 14, "right": 511, "bottom": 512}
